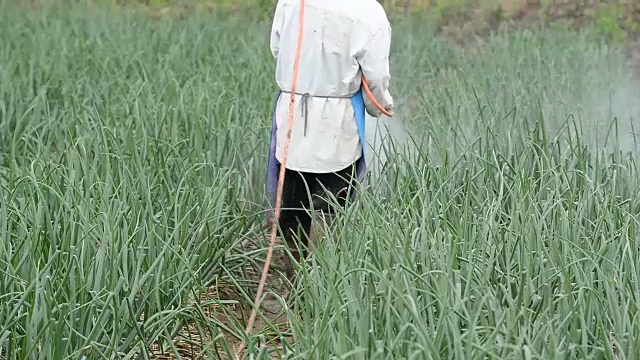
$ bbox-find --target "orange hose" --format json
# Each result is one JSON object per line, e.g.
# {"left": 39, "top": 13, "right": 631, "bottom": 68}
{"left": 234, "top": 1, "right": 306, "bottom": 358}
{"left": 236, "top": 1, "right": 392, "bottom": 357}
{"left": 363, "top": 77, "right": 394, "bottom": 117}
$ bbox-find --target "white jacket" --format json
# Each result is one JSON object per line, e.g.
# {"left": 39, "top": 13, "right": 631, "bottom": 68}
{"left": 270, "top": 0, "right": 394, "bottom": 173}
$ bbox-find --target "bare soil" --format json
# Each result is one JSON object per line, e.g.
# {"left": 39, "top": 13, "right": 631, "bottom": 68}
{"left": 148, "top": 244, "right": 296, "bottom": 360}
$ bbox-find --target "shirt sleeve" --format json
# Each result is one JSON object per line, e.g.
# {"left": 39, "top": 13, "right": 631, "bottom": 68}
{"left": 270, "top": 3, "right": 283, "bottom": 59}
{"left": 357, "top": 22, "right": 394, "bottom": 118}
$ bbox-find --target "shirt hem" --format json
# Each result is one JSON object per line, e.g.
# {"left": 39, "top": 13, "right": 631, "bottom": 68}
{"left": 275, "top": 153, "right": 363, "bottom": 174}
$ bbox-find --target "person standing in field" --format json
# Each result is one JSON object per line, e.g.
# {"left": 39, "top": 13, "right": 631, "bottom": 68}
{"left": 265, "top": 0, "right": 394, "bottom": 277}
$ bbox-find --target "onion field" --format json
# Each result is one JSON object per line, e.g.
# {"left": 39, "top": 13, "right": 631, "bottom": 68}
{"left": 1, "top": 4, "right": 639, "bottom": 359}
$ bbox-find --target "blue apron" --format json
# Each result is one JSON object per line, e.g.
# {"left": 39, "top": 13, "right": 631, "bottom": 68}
{"left": 265, "top": 88, "right": 367, "bottom": 222}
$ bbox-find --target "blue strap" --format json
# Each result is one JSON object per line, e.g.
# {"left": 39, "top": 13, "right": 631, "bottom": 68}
{"left": 350, "top": 88, "right": 366, "bottom": 159}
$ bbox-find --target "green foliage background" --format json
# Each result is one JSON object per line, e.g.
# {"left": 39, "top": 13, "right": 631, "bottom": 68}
{"left": 11, "top": 0, "right": 639, "bottom": 44}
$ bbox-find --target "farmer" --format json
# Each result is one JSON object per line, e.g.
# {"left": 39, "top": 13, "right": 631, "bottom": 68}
{"left": 266, "top": 0, "right": 394, "bottom": 276}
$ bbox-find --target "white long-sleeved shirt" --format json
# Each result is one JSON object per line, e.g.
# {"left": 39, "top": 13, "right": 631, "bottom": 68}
{"left": 270, "top": 0, "right": 394, "bottom": 173}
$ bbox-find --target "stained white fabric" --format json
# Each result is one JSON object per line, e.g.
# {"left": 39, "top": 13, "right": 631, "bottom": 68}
{"left": 270, "top": 0, "right": 394, "bottom": 173}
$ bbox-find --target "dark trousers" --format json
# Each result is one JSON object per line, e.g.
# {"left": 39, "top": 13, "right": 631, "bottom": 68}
{"left": 278, "top": 162, "right": 358, "bottom": 264}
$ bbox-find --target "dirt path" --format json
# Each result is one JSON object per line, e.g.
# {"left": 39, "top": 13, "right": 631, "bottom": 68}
{"left": 148, "top": 244, "right": 295, "bottom": 360}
